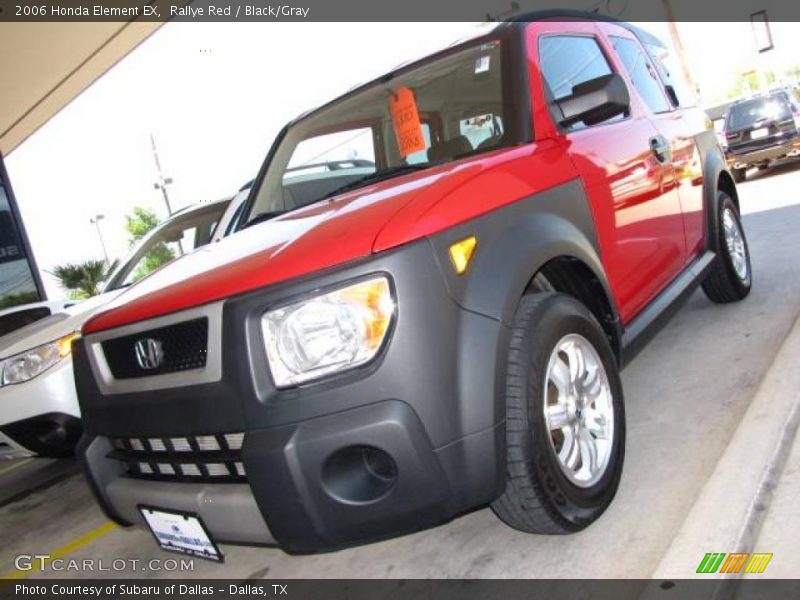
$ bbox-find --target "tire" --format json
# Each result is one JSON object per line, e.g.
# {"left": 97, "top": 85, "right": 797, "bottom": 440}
{"left": 702, "top": 190, "right": 752, "bottom": 303}
{"left": 732, "top": 167, "right": 746, "bottom": 183}
{"left": 491, "top": 292, "right": 625, "bottom": 534}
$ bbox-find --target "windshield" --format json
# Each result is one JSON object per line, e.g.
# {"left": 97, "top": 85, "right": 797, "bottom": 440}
{"left": 104, "top": 201, "right": 229, "bottom": 292}
{"left": 726, "top": 94, "right": 793, "bottom": 130}
{"left": 248, "top": 36, "right": 520, "bottom": 223}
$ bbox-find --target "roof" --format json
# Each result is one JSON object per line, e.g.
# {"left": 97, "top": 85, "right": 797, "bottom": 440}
{"left": 504, "top": 9, "right": 666, "bottom": 48}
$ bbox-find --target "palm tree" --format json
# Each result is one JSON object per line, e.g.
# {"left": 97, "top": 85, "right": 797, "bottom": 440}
{"left": 50, "top": 259, "right": 118, "bottom": 299}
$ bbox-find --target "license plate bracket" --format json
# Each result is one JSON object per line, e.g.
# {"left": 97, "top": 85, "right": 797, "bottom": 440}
{"left": 139, "top": 505, "right": 224, "bottom": 563}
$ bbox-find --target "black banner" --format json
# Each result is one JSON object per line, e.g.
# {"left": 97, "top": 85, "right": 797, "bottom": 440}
{"left": 2, "top": 0, "right": 800, "bottom": 22}
{"left": 3, "top": 579, "right": 800, "bottom": 600}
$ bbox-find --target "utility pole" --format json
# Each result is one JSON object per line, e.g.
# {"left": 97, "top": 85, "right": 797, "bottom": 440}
{"left": 661, "top": 0, "right": 697, "bottom": 98}
{"left": 150, "top": 134, "right": 174, "bottom": 216}
{"left": 89, "top": 214, "right": 109, "bottom": 265}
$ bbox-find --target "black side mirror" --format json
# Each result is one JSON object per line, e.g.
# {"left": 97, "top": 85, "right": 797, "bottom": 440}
{"left": 556, "top": 73, "right": 630, "bottom": 128}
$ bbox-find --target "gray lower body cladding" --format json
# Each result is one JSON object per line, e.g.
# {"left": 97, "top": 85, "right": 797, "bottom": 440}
{"left": 74, "top": 238, "right": 510, "bottom": 552}
{"left": 74, "top": 179, "right": 610, "bottom": 552}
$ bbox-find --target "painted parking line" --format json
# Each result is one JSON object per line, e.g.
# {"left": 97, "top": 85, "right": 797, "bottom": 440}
{"left": 0, "top": 521, "right": 118, "bottom": 581}
{"left": 0, "top": 458, "right": 34, "bottom": 477}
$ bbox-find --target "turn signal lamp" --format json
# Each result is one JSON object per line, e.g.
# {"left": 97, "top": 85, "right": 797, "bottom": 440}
{"left": 448, "top": 236, "right": 477, "bottom": 275}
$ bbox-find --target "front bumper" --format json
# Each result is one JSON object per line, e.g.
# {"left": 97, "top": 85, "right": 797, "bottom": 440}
{"left": 0, "top": 359, "right": 82, "bottom": 457}
{"left": 75, "top": 240, "right": 508, "bottom": 552}
{"left": 726, "top": 136, "right": 800, "bottom": 168}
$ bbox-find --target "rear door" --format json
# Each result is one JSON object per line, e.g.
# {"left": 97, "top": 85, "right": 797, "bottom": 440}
{"left": 532, "top": 22, "right": 686, "bottom": 324}
{"left": 602, "top": 23, "right": 706, "bottom": 261}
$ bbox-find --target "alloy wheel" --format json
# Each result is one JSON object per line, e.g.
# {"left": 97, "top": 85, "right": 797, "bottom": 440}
{"left": 543, "top": 334, "right": 614, "bottom": 488}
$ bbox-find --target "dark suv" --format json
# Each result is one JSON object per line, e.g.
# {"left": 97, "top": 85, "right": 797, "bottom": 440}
{"left": 75, "top": 15, "right": 751, "bottom": 557}
{"left": 724, "top": 90, "right": 800, "bottom": 182}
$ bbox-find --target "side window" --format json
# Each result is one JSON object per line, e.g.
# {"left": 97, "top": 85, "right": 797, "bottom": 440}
{"left": 120, "top": 211, "right": 223, "bottom": 287}
{"left": 539, "top": 35, "right": 620, "bottom": 130}
{"left": 645, "top": 43, "right": 697, "bottom": 109}
{"left": 610, "top": 36, "right": 671, "bottom": 114}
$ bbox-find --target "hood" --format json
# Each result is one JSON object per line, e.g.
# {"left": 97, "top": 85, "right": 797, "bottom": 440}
{"left": 0, "top": 290, "right": 123, "bottom": 358}
{"left": 83, "top": 156, "right": 502, "bottom": 335}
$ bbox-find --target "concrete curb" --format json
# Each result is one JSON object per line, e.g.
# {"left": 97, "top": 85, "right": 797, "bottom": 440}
{"left": 641, "top": 311, "right": 800, "bottom": 594}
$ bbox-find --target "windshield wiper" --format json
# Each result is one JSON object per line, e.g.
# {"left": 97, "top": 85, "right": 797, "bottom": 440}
{"left": 320, "top": 163, "right": 436, "bottom": 201}
{"left": 243, "top": 210, "right": 290, "bottom": 230}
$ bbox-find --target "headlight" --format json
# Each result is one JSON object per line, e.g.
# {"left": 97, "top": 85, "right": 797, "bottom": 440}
{"left": 262, "top": 276, "right": 394, "bottom": 387}
{"left": 1, "top": 332, "right": 80, "bottom": 386}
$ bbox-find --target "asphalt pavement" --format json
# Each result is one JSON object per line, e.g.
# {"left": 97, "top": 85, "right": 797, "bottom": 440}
{"left": 2, "top": 159, "right": 800, "bottom": 580}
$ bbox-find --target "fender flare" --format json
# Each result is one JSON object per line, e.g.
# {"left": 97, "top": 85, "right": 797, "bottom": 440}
{"left": 428, "top": 179, "right": 620, "bottom": 344}
{"left": 697, "top": 131, "right": 738, "bottom": 255}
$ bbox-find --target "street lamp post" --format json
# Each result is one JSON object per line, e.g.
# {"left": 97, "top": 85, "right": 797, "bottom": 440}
{"left": 150, "top": 134, "right": 174, "bottom": 216}
{"left": 89, "top": 214, "right": 109, "bottom": 265}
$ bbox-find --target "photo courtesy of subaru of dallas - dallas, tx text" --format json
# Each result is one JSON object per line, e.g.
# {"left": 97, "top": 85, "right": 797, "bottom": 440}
{"left": 1, "top": 1, "right": 800, "bottom": 598}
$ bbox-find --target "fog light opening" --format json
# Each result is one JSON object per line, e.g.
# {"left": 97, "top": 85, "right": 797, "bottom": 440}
{"left": 34, "top": 420, "right": 67, "bottom": 446}
{"left": 322, "top": 445, "right": 398, "bottom": 504}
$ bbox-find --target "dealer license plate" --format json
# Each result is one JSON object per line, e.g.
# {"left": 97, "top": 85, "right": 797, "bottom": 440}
{"left": 139, "top": 506, "right": 224, "bottom": 562}
{"left": 750, "top": 127, "right": 769, "bottom": 140}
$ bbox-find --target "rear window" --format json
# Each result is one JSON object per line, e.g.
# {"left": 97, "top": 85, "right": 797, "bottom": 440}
{"left": 645, "top": 43, "right": 696, "bottom": 109}
{"left": 610, "top": 36, "right": 670, "bottom": 114}
{"left": 726, "top": 95, "right": 793, "bottom": 130}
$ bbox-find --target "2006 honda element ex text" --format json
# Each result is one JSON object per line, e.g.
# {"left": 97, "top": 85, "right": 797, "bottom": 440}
{"left": 75, "top": 15, "right": 752, "bottom": 557}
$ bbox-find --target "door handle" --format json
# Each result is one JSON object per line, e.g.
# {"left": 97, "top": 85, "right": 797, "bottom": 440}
{"left": 650, "top": 135, "right": 670, "bottom": 163}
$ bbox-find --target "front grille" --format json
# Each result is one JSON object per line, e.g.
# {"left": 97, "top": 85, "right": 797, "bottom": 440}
{"left": 107, "top": 432, "right": 246, "bottom": 483}
{"left": 101, "top": 318, "right": 208, "bottom": 379}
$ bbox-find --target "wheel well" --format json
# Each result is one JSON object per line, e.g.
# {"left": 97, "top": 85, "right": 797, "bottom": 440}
{"left": 718, "top": 171, "right": 740, "bottom": 212}
{"left": 528, "top": 257, "right": 621, "bottom": 361}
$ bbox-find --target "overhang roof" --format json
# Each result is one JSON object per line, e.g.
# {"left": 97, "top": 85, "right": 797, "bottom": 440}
{"left": 0, "top": 21, "right": 161, "bottom": 156}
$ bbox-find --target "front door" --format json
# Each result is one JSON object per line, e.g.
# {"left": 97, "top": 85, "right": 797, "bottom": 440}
{"left": 533, "top": 22, "right": 687, "bottom": 324}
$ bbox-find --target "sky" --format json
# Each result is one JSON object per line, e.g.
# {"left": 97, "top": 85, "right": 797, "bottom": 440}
{"left": 6, "top": 21, "right": 800, "bottom": 298}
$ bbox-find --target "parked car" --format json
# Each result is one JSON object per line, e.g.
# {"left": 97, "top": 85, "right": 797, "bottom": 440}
{"left": 210, "top": 180, "right": 252, "bottom": 243}
{"left": 75, "top": 15, "right": 750, "bottom": 557}
{"left": 724, "top": 90, "right": 800, "bottom": 182}
{"left": 0, "top": 196, "right": 239, "bottom": 458}
{"left": 0, "top": 299, "right": 76, "bottom": 338}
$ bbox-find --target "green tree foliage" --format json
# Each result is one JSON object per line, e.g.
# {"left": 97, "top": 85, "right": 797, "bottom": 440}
{"left": 124, "top": 207, "right": 161, "bottom": 247}
{"left": 50, "top": 259, "right": 118, "bottom": 299}
{"left": 123, "top": 206, "right": 176, "bottom": 284}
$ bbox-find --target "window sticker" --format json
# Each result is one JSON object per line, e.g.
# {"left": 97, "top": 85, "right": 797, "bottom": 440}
{"left": 388, "top": 86, "right": 426, "bottom": 157}
{"left": 475, "top": 56, "right": 491, "bottom": 74}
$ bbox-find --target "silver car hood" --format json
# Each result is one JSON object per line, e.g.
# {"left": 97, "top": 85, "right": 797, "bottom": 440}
{"left": 0, "top": 290, "right": 124, "bottom": 359}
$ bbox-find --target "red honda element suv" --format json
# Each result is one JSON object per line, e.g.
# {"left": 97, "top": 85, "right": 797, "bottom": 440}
{"left": 75, "top": 15, "right": 751, "bottom": 557}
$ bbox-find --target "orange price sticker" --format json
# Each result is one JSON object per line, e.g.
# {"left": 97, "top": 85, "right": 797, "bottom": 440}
{"left": 389, "top": 86, "right": 426, "bottom": 158}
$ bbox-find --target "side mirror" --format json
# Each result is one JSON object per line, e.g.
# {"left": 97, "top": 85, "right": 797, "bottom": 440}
{"left": 556, "top": 73, "right": 630, "bottom": 128}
